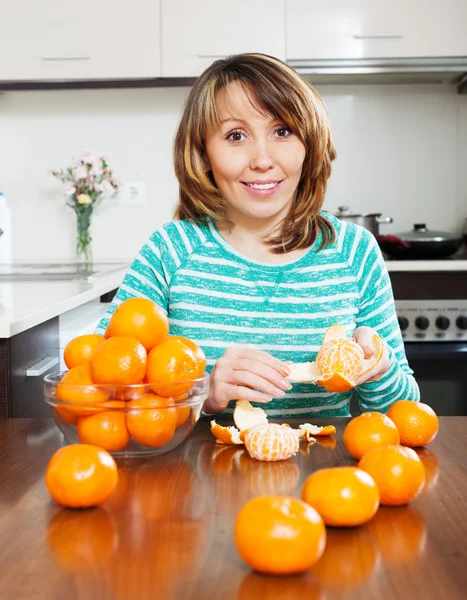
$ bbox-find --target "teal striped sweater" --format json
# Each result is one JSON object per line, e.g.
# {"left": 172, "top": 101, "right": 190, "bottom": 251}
{"left": 96, "top": 213, "right": 419, "bottom": 417}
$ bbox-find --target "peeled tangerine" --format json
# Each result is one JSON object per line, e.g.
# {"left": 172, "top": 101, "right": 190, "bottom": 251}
{"left": 287, "top": 324, "right": 384, "bottom": 393}
{"left": 244, "top": 424, "right": 300, "bottom": 462}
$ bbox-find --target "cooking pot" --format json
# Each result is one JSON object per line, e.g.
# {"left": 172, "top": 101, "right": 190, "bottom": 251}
{"left": 376, "top": 223, "right": 463, "bottom": 260}
{"left": 334, "top": 205, "right": 393, "bottom": 236}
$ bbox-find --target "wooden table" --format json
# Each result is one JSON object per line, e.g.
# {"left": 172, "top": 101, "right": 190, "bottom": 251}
{"left": 0, "top": 416, "right": 466, "bottom": 600}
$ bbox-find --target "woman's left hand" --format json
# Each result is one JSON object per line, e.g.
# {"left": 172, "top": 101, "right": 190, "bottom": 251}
{"left": 352, "top": 326, "right": 391, "bottom": 385}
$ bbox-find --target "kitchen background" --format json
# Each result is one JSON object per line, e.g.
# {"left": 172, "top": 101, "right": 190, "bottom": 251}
{"left": 1, "top": 82, "right": 466, "bottom": 262}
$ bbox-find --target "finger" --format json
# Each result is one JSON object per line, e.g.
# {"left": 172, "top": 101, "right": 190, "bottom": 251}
{"left": 231, "top": 370, "right": 289, "bottom": 398}
{"left": 352, "top": 326, "right": 376, "bottom": 358}
{"left": 235, "top": 348, "right": 290, "bottom": 376}
{"left": 232, "top": 358, "right": 292, "bottom": 391}
{"left": 230, "top": 386, "right": 273, "bottom": 404}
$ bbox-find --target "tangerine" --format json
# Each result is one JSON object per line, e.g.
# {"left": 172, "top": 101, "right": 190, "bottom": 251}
{"left": 146, "top": 337, "right": 199, "bottom": 397}
{"left": 55, "top": 363, "right": 110, "bottom": 416}
{"left": 126, "top": 393, "right": 177, "bottom": 447}
{"left": 386, "top": 400, "right": 439, "bottom": 447}
{"left": 244, "top": 423, "right": 300, "bottom": 462}
{"left": 301, "top": 466, "right": 380, "bottom": 527}
{"left": 343, "top": 412, "right": 400, "bottom": 460}
{"left": 234, "top": 496, "right": 326, "bottom": 575}
{"left": 90, "top": 336, "right": 147, "bottom": 385}
{"left": 106, "top": 297, "right": 169, "bottom": 351}
{"left": 45, "top": 444, "right": 118, "bottom": 508}
{"left": 358, "top": 444, "right": 425, "bottom": 506}
{"left": 77, "top": 410, "right": 131, "bottom": 452}
{"left": 63, "top": 334, "right": 105, "bottom": 369}
{"left": 169, "top": 336, "right": 206, "bottom": 377}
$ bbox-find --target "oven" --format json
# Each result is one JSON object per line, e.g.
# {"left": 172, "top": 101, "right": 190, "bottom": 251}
{"left": 390, "top": 269, "right": 467, "bottom": 416}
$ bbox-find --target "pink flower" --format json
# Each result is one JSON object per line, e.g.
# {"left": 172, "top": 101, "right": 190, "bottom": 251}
{"left": 65, "top": 184, "right": 76, "bottom": 196}
{"left": 80, "top": 151, "right": 96, "bottom": 164}
{"left": 73, "top": 166, "right": 88, "bottom": 180}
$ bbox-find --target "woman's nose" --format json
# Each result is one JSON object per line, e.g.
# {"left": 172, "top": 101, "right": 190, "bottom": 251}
{"left": 249, "top": 140, "right": 275, "bottom": 171}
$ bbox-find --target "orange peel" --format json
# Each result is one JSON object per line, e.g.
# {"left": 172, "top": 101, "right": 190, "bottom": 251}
{"left": 210, "top": 420, "right": 244, "bottom": 445}
{"left": 233, "top": 399, "right": 268, "bottom": 433}
{"left": 298, "top": 423, "right": 337, "bottom": 442}
{"left": 287, "top": 326, "right": 384, "bottom": 393}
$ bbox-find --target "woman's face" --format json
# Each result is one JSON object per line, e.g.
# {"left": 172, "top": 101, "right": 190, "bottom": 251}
{"left": 204, "top": 81, "right": 306, "bottom": 228}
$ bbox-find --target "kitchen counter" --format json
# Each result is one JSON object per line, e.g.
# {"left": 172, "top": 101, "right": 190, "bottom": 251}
{"left": 385, "top": 259, "right": 467, "bottom": 272}
{"left": 0, "top": 264, "right": 128, "bottom": 338}
{"left": 0, "top": 416, "right": 465, "bottom": 600}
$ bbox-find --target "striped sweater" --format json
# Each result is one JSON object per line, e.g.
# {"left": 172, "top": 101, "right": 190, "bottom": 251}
{"left": 96, "top": 213, "right": 419, "bottom": 418}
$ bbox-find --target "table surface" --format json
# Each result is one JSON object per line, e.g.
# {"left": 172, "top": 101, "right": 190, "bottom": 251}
{"left": 0, "top": 416, "right": 466, "bottom": 600}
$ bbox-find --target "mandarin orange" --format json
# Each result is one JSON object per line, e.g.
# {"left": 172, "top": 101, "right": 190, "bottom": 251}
{"left": 126, "top": 393, "right": 177, "bottom": 447}
{"left": 146, "top": 337, "right": 199, "bottom": 397}
{"left": 234, "top": 496, "right": 326, "bottom": 575}
{"left": 343, "top": 411, "right": 400, "bottom": 460}
{"left": 45, "top": 444, "right": 118, "bottom": 508}
{"left": 55, "top": 363, "right": 110, "bottom": 416}
{"left": 106, "top": 297, "right": 169, "bottom": 351}
{"left": 169, "top": 335, "right": 206, "bottom": 377}
{"left": 63, "top": 334, "right": 105, "bottom": 369}
{"left": 90, "top": 336, "right": 147, "bottom": 385}
{"left": 358, "top": 444, "right": 425, "bottom": 506}
{"left": 77, "top": 410, "right": 131, "bottom": 452}
{"left": 386, "top": 400, "right": 439, "bottom": 447}
{"left": 301, "top": 466, "right": 380, "bottom": 527}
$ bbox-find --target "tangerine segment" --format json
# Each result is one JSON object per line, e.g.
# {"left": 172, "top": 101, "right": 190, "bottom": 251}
{"left": 90, "top": 336, "right": 147, "bottom": 385}
{"left": 244, "top": 423, "right": 300, "bottom": 462}
{"left": 302, "top": 466, "right": 380, "bottom": 527}
{"left": 126, "top": 394, "right": 177, "bottom": 448}
{"left": 233, "top": 399, "right": 268, "bottom": 433}
{"left": 211, "top": 420, "right": 244, "bottom": 445}
{"left": 64, "top": 334, "right": 106, "bottom": 370}
{"left": 55, "top": 364, "right": 110, "bottom": 416}
{"left": 234, "top": 496, "right": 326, "bottom": 575}
{"left": 316, "top": 338, "right": 364, "bottom": 381}
{"left": 77, "top": 411, "right": 130, "bottom": 452}
{"left": 358, "top": 445, "right": 426, "bottom": 506}
{"left": 317, "top": 372, "right": 355, "bottom": 393}
{"left": 146, "top": 337, "right": 200, "bottom": 397}
{"left": 45, "top": 444, "right": 118, "bottom": 508}
{"left": 106, "top": 297, "right": 169, "bottom": 351}
{"left": 386, "top": 400, "right": 439, "bottom": 447}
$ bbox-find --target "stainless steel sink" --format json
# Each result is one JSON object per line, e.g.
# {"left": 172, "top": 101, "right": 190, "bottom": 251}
{"left": 0, "top": 262, "right": 128, "bottom": 281}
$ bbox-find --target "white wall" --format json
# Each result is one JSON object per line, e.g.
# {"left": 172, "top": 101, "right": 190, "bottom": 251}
{"left": 0, "top": 82, "right": 466, "bottom": 262}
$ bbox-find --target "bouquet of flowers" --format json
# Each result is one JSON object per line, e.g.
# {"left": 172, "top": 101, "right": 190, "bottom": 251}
{"left": 51, "top": 151, "right": 122, "bottom": 263}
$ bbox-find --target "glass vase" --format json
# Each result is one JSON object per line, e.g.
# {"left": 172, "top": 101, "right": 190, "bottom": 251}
{"left": 75, "top": 204, "right": 93, "bottom": 268}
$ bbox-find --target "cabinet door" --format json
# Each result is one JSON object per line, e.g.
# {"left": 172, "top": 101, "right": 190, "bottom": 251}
{"left": 286, "top": 0, "right": 467, "bottom": 60}
{"left": 0, "top": 0, "right": 161, "bottom": 81}
{"left": 161, "top": 0, "right": 285, "bottom": 77}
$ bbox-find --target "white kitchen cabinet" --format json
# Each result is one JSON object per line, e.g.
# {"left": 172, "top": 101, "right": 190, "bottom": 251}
{"left": 286, "top": 0, "right": 467, "bottom": 61}
{"left": 161, "top": 0, "right": 285, "bottom": 77}
{"left": 0, "top": 0, "right": 161, "bottom": 82}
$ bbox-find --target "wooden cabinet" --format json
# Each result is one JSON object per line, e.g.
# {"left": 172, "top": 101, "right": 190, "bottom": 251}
{"left": 286, "top": 0, "right": 467, "bottom": 60}
{"left": 161, "top": 0, "right": 285, "bottom": 77}
{"left": 0, "top": 0, "right": 161, "bottom": 81}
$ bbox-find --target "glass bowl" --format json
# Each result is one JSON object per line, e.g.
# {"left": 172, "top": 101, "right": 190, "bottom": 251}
{"left": 44, "top": 371, "right": 209, "bottom": 458}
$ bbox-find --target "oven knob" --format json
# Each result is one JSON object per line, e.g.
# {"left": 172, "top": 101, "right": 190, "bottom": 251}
{"left": 456, "top": 315, "right": 467, "bottom": 330}
{"left": 398, "top": 316, "right": 409, "bottom": 331}
{"left": 435, "top": 316, "right": 450, "bottom": 331}
{"left": 415, "top": 316, "right": 429, "bottom": 331}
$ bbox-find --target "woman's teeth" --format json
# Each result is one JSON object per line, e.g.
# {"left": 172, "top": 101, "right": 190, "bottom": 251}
{"left": 246, "top": 182, "right": 278, "bottom": 190}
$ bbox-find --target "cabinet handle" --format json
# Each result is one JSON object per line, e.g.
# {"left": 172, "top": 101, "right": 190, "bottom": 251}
{"left": 353, "top": 34, "right": 402, "bottom": 39}
{"left": 26, "top": 357, "right": 59, "bottom": 377}
{"left": 41, "top": 56, "right": 91, "bottom": 61}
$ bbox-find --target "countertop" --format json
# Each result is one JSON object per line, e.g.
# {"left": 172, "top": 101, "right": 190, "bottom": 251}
{"left": 385, "top": 259, "right": 467, "bottom": 272}
{"left": 0, "top": 264, "right": 128, "bottom": 338}
{"left": 0, "top": 416, "right": 466, "bottom": 600}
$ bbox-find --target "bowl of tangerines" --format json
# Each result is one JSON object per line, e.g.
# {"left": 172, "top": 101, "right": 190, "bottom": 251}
{"left": 44, "top": 298, "right": 209, "bottom": 458}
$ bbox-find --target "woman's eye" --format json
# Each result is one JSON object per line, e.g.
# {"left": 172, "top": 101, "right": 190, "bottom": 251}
{"left": 274, "top": 126, "right": 292, "bottom": 138}
{"left": 226, "top": 130, "right": 245, "bottom": 142}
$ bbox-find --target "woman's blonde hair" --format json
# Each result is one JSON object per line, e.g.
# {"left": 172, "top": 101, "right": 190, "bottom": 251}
{"left": 173, "top": 53, "right": 336, "bottom": 252}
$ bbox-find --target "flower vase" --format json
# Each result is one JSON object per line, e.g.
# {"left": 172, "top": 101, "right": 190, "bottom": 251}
{"left": 75, "top": 204, "right": 93, "bottom": 268}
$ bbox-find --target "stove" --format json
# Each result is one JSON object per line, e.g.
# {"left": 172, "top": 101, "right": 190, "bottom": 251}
{"left": 396, "top": 300, "right": 467, "bottom": 342}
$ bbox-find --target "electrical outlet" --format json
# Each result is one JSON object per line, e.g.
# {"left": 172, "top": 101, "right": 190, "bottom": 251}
{"left": 119, "top": 181, "right": 146, "bottom": 205}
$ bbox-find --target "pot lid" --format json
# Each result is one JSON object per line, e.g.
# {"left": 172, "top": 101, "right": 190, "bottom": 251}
{"left": 335, "top": 205, "right": 382, "bottom": 218}
{"left": 396, "top": 223, "right": 460, "bottom": 242}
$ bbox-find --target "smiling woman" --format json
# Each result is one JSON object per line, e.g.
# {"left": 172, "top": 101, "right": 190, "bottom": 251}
{"left": 96, "top": 53, "right": 419, "bottom": 419}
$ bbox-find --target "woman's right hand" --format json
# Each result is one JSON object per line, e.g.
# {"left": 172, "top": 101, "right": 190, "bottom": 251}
{"left": 203, "top": 348, "right": 292, "bottom": 414}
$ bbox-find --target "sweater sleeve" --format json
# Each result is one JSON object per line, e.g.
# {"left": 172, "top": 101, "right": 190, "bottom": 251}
{"left": 95, "top": 230, "right": 170, "bottom": 336}
{"left": 352, "top": 229, "right": 420, "bottom": 412}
